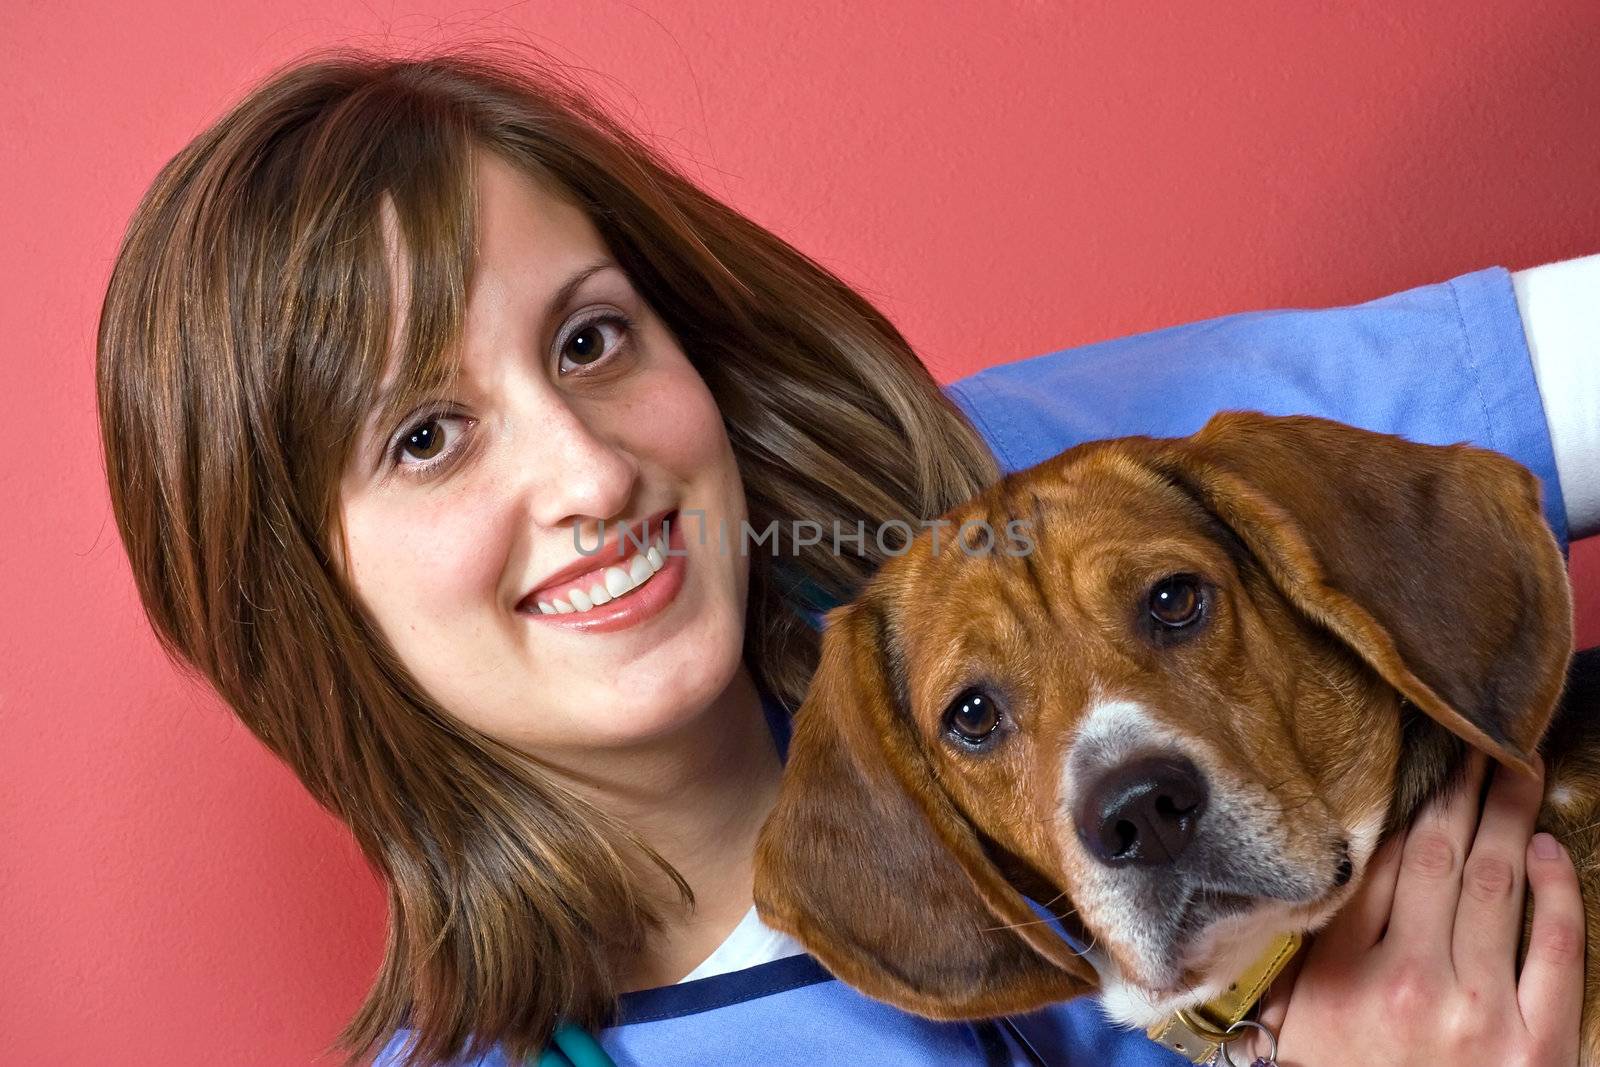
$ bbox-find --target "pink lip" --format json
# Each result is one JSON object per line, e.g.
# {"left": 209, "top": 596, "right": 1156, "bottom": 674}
{"left": 516, "top": 511, "right": 687, "bottom": 634}
{"left": 518, "top": 509, "right": 676, "bottom": 608}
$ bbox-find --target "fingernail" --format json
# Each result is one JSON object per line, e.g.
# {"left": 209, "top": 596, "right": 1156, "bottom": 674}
{"left": 1532, "top": 832, "right": 1561, "bottom": 860}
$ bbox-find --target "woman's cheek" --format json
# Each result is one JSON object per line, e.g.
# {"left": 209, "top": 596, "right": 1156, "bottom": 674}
{"left": 348, "top": 485, "right": 514, "bottom": 634}
{"left": 637, "top": 357, "right": 733, "bottom": 478}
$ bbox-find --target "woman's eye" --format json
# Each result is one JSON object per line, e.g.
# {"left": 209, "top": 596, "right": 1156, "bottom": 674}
{"left": 559, "top": 312, "right": 634, "bottom": 372}
{"left": 390, "top": 413, "right": 468, "bottom": 475}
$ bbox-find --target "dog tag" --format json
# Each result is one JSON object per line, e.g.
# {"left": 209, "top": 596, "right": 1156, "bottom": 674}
{"left": 1210, "top": 1039, "right": 1279, "bottom": 1067}
{"left": 1214, "top": 1019, "right": 1280, "bottom": 1067}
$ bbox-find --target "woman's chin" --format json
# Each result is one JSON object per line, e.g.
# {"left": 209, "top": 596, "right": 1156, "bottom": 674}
{"left": 566, "top": 639, "right": 753, "bottom": 746}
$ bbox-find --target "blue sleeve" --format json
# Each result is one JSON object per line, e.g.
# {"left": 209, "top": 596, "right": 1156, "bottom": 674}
{"left": 945, "top": 265, "right": 1570, "bottom": 553}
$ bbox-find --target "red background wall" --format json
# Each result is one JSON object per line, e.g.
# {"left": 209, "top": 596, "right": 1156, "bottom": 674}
{"left": 3, "top": 2, "right": 1597, "bottom": 1064}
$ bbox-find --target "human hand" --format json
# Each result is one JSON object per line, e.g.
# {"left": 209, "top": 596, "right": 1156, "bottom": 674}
{"left": 1241, "top": 751, "right": 1586, "bottom": 1067}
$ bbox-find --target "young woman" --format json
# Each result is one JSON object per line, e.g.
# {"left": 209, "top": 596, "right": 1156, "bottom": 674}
{"left": 95, "top": 47, "right": 1595, "bottom": 1066}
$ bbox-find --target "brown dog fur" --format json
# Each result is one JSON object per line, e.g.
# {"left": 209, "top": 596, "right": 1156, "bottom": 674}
{"left": 753, "top": 412, "right": 1594, "bottom": 1056}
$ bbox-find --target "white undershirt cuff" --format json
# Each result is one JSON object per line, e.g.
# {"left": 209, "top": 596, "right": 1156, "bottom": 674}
{"left": 1511, "top": 253, "right": 1600, "bottom": 541}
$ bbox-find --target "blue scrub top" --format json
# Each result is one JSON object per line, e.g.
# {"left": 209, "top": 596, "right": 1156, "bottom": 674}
{"left": 375, "top": 266, "right": 1567, "bottom": 1066}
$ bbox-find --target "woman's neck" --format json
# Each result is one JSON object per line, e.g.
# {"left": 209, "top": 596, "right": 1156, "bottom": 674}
{"left": 550, "top": 664, "right": 786, "bottom": 991}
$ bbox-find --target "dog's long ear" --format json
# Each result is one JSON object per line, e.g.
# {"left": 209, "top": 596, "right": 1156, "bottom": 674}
{"left": 1142, "top": 411, "right": 1572, "bottom": 774}
{"left": 753, "top": 598, "right": 1094, "bottom": 1020}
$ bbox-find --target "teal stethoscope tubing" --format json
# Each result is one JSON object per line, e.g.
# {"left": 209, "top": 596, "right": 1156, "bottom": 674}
{"left": 532, "top": 1022, "right": 618, "bottom": 1067}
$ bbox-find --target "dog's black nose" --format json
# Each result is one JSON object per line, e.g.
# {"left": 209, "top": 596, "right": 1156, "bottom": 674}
{"left": 1076, "top": 756, "right": 1207, "bottom": 867}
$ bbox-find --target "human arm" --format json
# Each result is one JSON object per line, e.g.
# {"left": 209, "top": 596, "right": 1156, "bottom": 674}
{"left": 945, "top": 256, "right": 1600, "bottom": 549}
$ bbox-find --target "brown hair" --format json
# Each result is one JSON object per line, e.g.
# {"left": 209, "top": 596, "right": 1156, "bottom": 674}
{"left": 95, "top": 43, "right": 1000, "bottom": 1065}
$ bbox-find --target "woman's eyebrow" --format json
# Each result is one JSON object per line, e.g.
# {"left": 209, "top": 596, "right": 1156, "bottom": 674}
{"left": 358, "top": 259, "right": 621, "bottom": 471}
{"left": 545, "top": 260, "right": 618, "bottom": 321}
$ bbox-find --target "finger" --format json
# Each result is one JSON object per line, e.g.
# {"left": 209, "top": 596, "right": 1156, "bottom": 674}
{"left": 1248, "top": 945, "right": 1306, "bottom": 1059}
{"left": 1518, "top": 831, "right": 1586, "bottom": 1050}
{"left": 1452, "top": 755, "right": 1543, "bottom": 981}
{"left": 1317, "top": 832, "right": 1405, "bottom": 954}
{"left": 1384, "top": 750, "right": 1489, "bottom": 959}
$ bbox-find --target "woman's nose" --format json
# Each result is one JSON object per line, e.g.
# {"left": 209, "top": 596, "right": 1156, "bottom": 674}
{"left": 509, "top": 396, "right": 641, "bottom": 530}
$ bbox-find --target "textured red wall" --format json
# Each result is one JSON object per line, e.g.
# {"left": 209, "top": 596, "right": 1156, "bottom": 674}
{"left": 2, "top": 2, "right": 1596, "bottom": 1064}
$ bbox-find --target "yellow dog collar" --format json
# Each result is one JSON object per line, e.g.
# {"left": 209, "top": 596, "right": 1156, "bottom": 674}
{"left": 1144, "top": 932, "right": 1302, "bottom": 1063}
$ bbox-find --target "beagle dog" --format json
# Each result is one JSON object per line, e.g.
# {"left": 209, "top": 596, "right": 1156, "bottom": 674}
{"left": 753, "top": 411, "right": 1597, "bottom": 1061}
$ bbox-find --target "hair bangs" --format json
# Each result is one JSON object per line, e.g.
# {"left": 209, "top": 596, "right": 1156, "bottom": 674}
{"left": 368, "top": 111, "right": 479, "bottom": 442}
{"left": 300, "top": 75, "right": 480, "bottom": 484}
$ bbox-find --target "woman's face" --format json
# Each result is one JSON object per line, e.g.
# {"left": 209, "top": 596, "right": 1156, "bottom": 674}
{"left": 337, "top": 150, "right": 750, "bottom": 759}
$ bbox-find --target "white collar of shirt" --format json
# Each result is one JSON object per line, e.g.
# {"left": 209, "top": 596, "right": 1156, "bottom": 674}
{"left": 675, "top": 905, "right": 808, "bottom": 983}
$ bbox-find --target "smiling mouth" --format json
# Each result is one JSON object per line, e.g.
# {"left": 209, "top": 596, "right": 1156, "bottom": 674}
{"left": 527, "top": 533, "right": 668, "bottom": 615}
{"left": 520, "top": 510, "right": 677, "bottom": 616}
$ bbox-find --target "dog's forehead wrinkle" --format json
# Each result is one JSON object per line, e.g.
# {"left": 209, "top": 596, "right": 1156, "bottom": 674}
{"left": 866, "top": 597, "right": 915, "bottom": 730}
{"left": 1026, "top": 486, "right": 1047, "bottom": 528}
{"left": 951, "top": 504, "right": 1062, "bottom": 632}
{"left": 1048, "top": 458, "right": 1245, "bottom": 576}
{"left": 892, "top": 558, "right": 1076, "bottom": 720}
{"left": 1015, "top": 530, "right": 1052, "bottom": 625}
{"left": 1070, "top": 451, "right": 1196, "bottom": 515}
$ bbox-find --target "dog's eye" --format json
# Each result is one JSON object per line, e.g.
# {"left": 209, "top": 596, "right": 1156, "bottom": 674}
{"left": 944, "top": 687, "right": 1001, "bottom": 746}
{"left": 1148, "top": 574, "right": 1205, "bottom": 628}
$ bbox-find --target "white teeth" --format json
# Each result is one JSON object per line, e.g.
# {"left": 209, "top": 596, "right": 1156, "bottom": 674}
{"left": 603, "top": 565, "right": 633, "bottom": 597}
{"left": 532, "top": 531, "right": 672, "bottom": 617}
{"left": 628, "top": 553, "right": 652, "bottom": 585}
